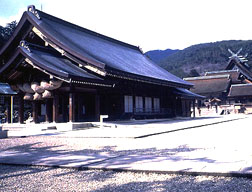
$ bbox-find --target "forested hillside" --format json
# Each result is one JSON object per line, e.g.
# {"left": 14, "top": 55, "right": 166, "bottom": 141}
{"left": 0, "top": 21, "right": 17, "bottom": 48}
{"left": 145, "top": 40, "right": 252, "bottom": 78}
{"left": 145, "top": 49, "right": 179, "bottom": 63}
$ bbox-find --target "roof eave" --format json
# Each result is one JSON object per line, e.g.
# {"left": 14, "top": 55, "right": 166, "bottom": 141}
{"left": 107, "top": 68, "right": 192, "bottom": 89}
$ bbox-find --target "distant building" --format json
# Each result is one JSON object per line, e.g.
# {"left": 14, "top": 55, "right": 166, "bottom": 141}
{"left": 184, "top": 48, "right": 252, "bottom": 114}
{"left": 184, "top": 74, "right": 231, "bottom": 104}
{"left": 0, "top": 5, "right": 202, "bottom": 124}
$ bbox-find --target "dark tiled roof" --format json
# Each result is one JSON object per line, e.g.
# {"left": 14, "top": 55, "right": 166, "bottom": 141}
{"left": 228, "top": 84, "right": 252, "bottom": 97}
{"left": 0, "top": 83, "right": 17, "bottom": 95}
{"left": 184, "top": 75, "right": 231, "bottom": 96}
{"left": 0, "top": 42, "right": 106, "bottom": 85}
{"left": 205, "top": 70, "right": 241, "bottom": 83}
{"left": 20, "top": 43, "right": 102, "bottom": 82}
{"left": 36, "top": 10, "right": 191, "bottom": 87}
{"left": 0, "top": 6, "right": 191, "bottom": 88}
{"left": 173, "top": 87, "right": 205, "bottom": 99}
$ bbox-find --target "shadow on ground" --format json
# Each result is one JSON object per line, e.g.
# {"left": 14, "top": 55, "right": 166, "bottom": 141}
{"left": 0, "top": 140, "right": 217, "bottom": 175}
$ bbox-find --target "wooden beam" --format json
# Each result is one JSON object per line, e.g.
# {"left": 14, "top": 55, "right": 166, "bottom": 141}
{"left": 193, "top": 100, "right": 196, "bottom": 118}
{"left": 53, "top": 94, "right": 59, "bottom": 123}
{"left": 95, "top": 94, "right": 100, "bottom": 121}
{"left": 45, "top": 99, "right": 52, "bottom": 123}
{"left": 18, "top": 94, "right": 24, "bottom": 124}
{"left": 62, "top": 95, "right": 68, "bottom": 122}
{"left": 32, "top": 102, "right": 38, "bottom": 123}
{"left": 69, "top": 93, "right": 75, "bottom": 122}
{"left": 6, "top": 97, "right": 11, "bottom": 123}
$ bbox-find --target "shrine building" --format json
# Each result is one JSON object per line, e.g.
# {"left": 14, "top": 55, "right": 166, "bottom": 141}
{"left": 0, "top": 5, "right": 202, "bottom": 124}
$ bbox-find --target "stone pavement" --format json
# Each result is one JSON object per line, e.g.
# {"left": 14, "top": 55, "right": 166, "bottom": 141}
{"left": 1, "top": 114, "right": 252, "bottom": 177}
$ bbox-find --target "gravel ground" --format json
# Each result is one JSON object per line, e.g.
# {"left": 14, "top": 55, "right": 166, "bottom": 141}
{"left": 1, "top": 164, "right": 252, "bottom": 192}
{"left": 1, "top": 117, "right": 252, "bottom": 191}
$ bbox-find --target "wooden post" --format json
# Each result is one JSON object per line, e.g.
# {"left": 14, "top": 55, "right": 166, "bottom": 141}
{"left": 18, "top": 94, "right": 24, "bottom": 124}
{"left": 193, "top": 99, "right": 196, "bottom": 118}
{"left": 95, "top": 94, "right": 100, "bottom": 121}
{"left": 77, "top": 94, "right": 82, "bottom": 121}
{"left": 32, "top": 101, "right": 38, "bottom": 123}
{"left": 45, "top": 99, "right": 52, "bottom": 123}
{"left": 10, "top": 96, "right": 14, "bottom": 123}
{"left": 151, "top": 97, "right": 154, "bottom": 113}
{"left": 143, "top": 96, "right": 145, "bottom": 113}
{"left": 53, "top": 94, "right": 59, "bottom": 123}
{"left": 6, "top": 97, "right": 11, "bottom": 123}
{"left": 62, "top": 95, "right": 68, "bottom": 122}
{"left": 132, "top": 95, "right": 135, "bottom": 114}
{"left": 182, "top": 100, "right": 186, "bottom": 117}
{"left": 173, "top": 97, "right": 177, "bottom": 117}
{"left": 69, "top": 93, "right": 75, "bottom": 122}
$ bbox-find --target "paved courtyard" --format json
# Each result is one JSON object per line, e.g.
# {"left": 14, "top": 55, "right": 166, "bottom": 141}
{"left": 1, "top": 115, "right": 252, "bottom": 191}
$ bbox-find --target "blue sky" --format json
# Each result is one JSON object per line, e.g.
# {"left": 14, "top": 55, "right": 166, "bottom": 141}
{"left": 1, "top": 0, "right": 252, "bottom": 52}
{"left": 0, "top": 0, "right": 40, "bottom": 17}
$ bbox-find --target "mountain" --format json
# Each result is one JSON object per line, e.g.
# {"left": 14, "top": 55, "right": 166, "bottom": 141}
{"left": 145, "top": 49, "right": 179, "bottom": 63}
{"left": 145, "top": 40, "right": 252, "bottom": 78}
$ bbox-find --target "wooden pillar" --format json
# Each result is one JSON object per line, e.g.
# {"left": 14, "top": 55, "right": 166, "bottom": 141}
{"left": 173, "top": 97, "right": 177, "bottom": 117}
{"left": 69, "top": 93, "right": 75, "bottom": 122}
{"left": 95, "top": 94, "right": 100, "bottom": 121}
{"left": 186, "top": 100, "right": 190, "bottom": 117}
{"left": 53, "top": 94, "right": 59, "bottom": 123}
{"left": 78, "top": 94, "right": 82, "bottom": 121}
{"left": 32, "top": 102, "right": 38, "bottom": 123}
{"left": 18, "top": 94, "right": 24, "bottom": 124}
{"left": 132, "top": 95, "right": 135, "bottom": 114}
{"left": 151, "top": 97, "right": 154, "bottom": 113}
{"left": 45, "top": 99, "right": 52, "bottom": 123}
{"left": 182, "top": 99, "right": 186, "bottom": 117}
{"left": 6, "top": 97, "right": 11, "bottom": 123}
{"left": 62, "top": 95, "right": 68, "bottom": 122}
{"left": 143, "top": 96, "right": 145, "bottom": 113}
{"left": 192, "top": 99, "right": 196, "bottom": 118}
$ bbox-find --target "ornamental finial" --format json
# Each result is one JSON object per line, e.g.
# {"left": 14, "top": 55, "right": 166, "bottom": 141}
{"left": 228, "top": 48, "right": 248, "bottom": 63}
{"left": 19, "top": 40, "right": 31, "bottom": 52}
{"left": 27, "top": 5, "right": 40, "bottom": 20}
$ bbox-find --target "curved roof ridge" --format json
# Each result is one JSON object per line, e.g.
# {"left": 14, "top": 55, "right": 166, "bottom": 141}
{"left": 184, "top": 74, "right": 230, "bottom": 81}
{"left": 205, "top": 69, "right": 239, "bottom": 75}
{"left": 34, "top": 9, "right": 141, "bottom": 52}
{"left": 231, "top": 83, "right": 252, "bottom": 87}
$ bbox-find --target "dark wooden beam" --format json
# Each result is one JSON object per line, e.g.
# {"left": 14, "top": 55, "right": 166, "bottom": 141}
{"left": 62, "top": 95, "right": 68, "bottom": 122}
{"left": 53, "top": 94, "right": 59, "bottom": 123}
{"left": 77, "top": 94, "right": 82, "bottom": 121}
{"left": 18, "top": 94, "right": 24, "bottom": 124}
{"left": 45, "top": 99, "right": 52, "bottom": 123}
{"left": 69, "top": 93, "right": 75, "bottom": 122}
{"left": 32, "top": 101, "right": 38, "bottom": 123}
{"left": 6, "top": 97, "right": 11, "bottom": 123}
{"left": 193, "top": 99, "right": 196, "bottom": 118}
{"left": 95, "top": 94, "right": 100, "bottom": 121}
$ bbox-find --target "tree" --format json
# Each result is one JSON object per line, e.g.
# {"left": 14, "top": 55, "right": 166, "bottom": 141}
{"left": 188, "top": 69, "right": 200, "bottom": 77}
{"left": 0, "top": 21, "right": 17, "bottom": 48}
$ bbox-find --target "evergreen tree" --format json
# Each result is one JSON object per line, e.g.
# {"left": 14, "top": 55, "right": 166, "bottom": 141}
{"left": 0, "top": 21, "right": 17, "bottom": 48}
